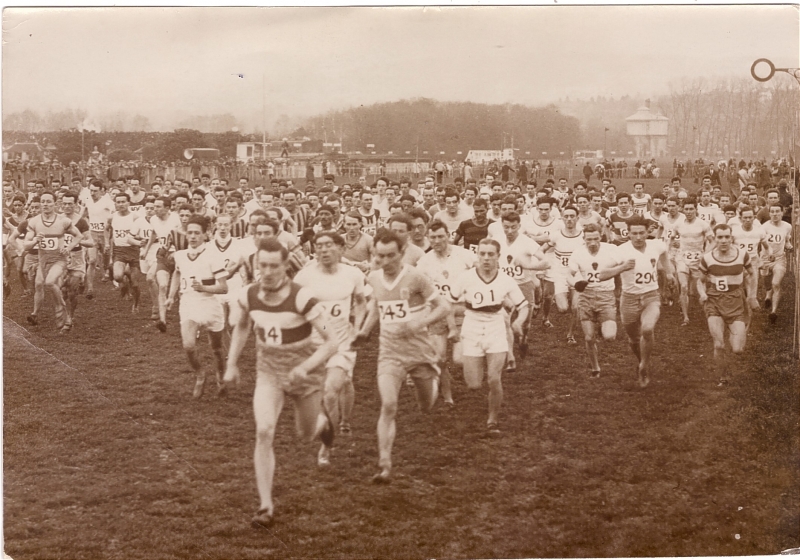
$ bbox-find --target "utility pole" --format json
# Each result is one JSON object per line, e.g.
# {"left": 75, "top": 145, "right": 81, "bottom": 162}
{"left": 262, "top": 73, "right": 267, "bottom": 159}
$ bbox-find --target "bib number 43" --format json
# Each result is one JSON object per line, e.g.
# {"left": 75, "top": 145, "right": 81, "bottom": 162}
{"left": 378, "top": 300, "right": 410, "bottom": 323}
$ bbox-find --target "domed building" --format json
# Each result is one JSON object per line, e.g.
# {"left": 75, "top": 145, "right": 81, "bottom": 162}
{"left": 626, "top": 100, "right": 669, "bottom": 159}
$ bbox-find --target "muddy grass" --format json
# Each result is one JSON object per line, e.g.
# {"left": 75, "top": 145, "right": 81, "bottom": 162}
{"left": 3, "top": 251, "right": 798, "bottom": 559}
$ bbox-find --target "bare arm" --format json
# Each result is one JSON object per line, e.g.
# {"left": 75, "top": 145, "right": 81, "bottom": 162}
{"left": 223, "top": 300, "right": 253, "bottom": 384}
{"left": 166, "top": 268, "right": 181, "bottom": 309}
{"left": 598, "top": 259, "right": 634, "bottom": 282}
{"left": 292, "top": 313, "right": 338, "bottom": 377}
{"left": 356, "top": 297, "right": 379, "bottom": 339}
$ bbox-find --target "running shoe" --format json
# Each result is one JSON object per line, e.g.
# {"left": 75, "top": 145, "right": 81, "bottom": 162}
{"left": 192, "top": 377, "right": 205, "bottom": 399}
{"left": 251, "top": 509, "right": 274, "bottom": 529}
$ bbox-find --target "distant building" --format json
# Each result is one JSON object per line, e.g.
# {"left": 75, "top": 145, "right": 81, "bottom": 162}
{"left": 464, "top": 148, "right": 514, "bottom": 163}
{"left": 236, "top": 142, "right": 269, "bottom": 163}
{"left": 3, "top": 142, "right": 45, "bottom": 163}
{"left": 626, "top": 100, "right": 669, "bottom": 159}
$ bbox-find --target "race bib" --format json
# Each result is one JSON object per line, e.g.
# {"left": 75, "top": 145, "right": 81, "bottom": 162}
{"left": 683, "top": 251, "right": 701, "bottom": 262}
{"left": 433, "top": 282, "right": 452, "bottom": 299}
{"left": 378, "top": 299, "right": 410, "bottom": 323}
{"left": 319, "top": 298, "right": 349, "bottom": 319}
{"left": 255, "top": 322, "right": 282, "bottom": 346}
{"left": 469, "top": 287, "right": 499, "bottom": 308}
{"left": 90, "top": 222, "right": 105, "bottom": 232}
{"left": 634, "top": 271, "right": 657, "bottom": 285}
{"left": 40, "top": 236, "right": 59, "bottom": 250}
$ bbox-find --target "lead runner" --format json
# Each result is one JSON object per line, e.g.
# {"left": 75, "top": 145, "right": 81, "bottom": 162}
{"left": 224, "top": 238, "right": 338, "bottom": 528}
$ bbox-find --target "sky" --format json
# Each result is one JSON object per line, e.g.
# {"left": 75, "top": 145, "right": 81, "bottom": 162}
{"left": 3, "top": 5, "right": 799, "bottom": 131}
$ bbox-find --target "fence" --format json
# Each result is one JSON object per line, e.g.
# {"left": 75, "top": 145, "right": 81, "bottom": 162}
{"left": 2, "top": 160, "right": 438, "bottom": 188}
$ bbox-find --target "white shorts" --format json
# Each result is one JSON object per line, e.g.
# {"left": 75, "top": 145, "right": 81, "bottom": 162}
{"left": 545, "top": 272, "right": 571, "bottom": 295}
{"left": 460, "top": 315, "right": 509, "bottom": 357}
{"left": 326, "top": 350, "right": 357, "bottom": 378}
{"left": 179, "top": 296, "right": 225, "bottom": 332}
{"left": 139, "top": 256, "right": 156, "bottom": 275}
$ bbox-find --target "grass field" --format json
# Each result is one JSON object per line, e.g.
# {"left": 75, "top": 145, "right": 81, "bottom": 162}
{"left": 3, "top": 177, "right": 798, "bottom": 559}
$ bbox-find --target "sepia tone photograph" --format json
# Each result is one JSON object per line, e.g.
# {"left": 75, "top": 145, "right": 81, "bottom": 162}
{"left": 2, "top": 5, "right": 799, "bottom": 558}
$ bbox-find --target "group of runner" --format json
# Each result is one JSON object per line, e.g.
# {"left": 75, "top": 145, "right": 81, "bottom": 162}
{"left": 1, "top": 170, "right": 794, "bottom": 528}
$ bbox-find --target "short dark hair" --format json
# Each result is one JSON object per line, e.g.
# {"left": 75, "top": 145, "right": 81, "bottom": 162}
{"left": 256, "top": 238, "right": 289, "bottom": 261}
{"left": 427, "top": 219, "right": 449, "bottom": 234}
{"left": 373, "top": 228, "right": 406, "bottom": 252}
{"left": 314, "top": 230, "right": 345, "bottom": 247}
{"left": 186, "top": 215, "right": 209, "bottom": 233}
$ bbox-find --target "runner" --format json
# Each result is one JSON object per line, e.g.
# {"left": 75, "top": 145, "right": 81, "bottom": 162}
{"left": 599, "top": 215, "right": 675, "bottom": 388}
{"left": 134, "top": 198, "right": 160, "bottom": 320}
{"left": 760, "top": 203, "right": 793, "bottom": 324}
{"left": 657, "top": 196, "right": 685, "bottom": 306}
{"left": 730, "top": 206, "right": 766, "bottom": 320}
{"left": 387, "top": 213, "right": 425, "bottom": 266}
{"left": 526, "top": 196, "right": 561, "bottom": 318}
{"left": 416, "top": 219, "right": 477, "bottom": 405}
{"left": 21, "top": 191, "right": 82, "bottom": 330}
{"left": 696, "top": 223, "right": 756, "bottom": 384}
{"left": 539, "top": 206, "right": 584, "bottom": 344}
{"left": 630, "top": 182, "right": 651, "bottom": 216}
{"left": 142, "top": 197, "right": 182, "bottom": 332}
{"left": 108, "top": 192, "right": 145, "bottom": 313}
{"left": 59, "top": 191, "right": 94, "bottom": 331}
{"left": 341, "top": 211, "right": 373, "bottom": 273}
{"left": 675, "top": 197, "right": 714, "bottom": 325}
{"left": 166, "top": 215, "right": 230, "bottom": 398}
{"left": 606, "top": 193, "right": 637, "bottom": 245}
{"left": 448, "top": 238, "right": 528, "bottom": 432}
{"left": 353, "top": 229, "right": 451, "bottom": 483}
{"left": 494, "top": 211, "right": 549, "bottom": 367}
{"left": 568, "top": 223, "right": 618, "bottom": 378}
{"left": 8, "top": 197, "right": 41, "bottom": 305}
{"left": 453, "top": 198, "right": 493, "bottom": 252}
{"left": 223, "top": 238, "right": 338, "bottom": 528}
{"left": 84, "top": 179, "right": 115, "bottom": 297}
{"left": 294, "top": 231, "right": 367, "bottom": 466}
{"left": 205, "top": 213, "right": 250, "bottom": 326}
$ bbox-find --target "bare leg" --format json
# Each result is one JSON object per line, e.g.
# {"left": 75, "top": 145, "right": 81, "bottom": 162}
{"left": 485, "top": 353, "right": 507, "bottom": 426}
{"left": 581, "top": 320, "right": 600, "bottom": 373}
{"left": 180, "top": 321, "right": 205, "bottom": 397}
{"left": 252, "top": 381, "right": 285, "bottom": 516}
{"left": 375, "top": 370, "right": 403, "bottom": 481}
